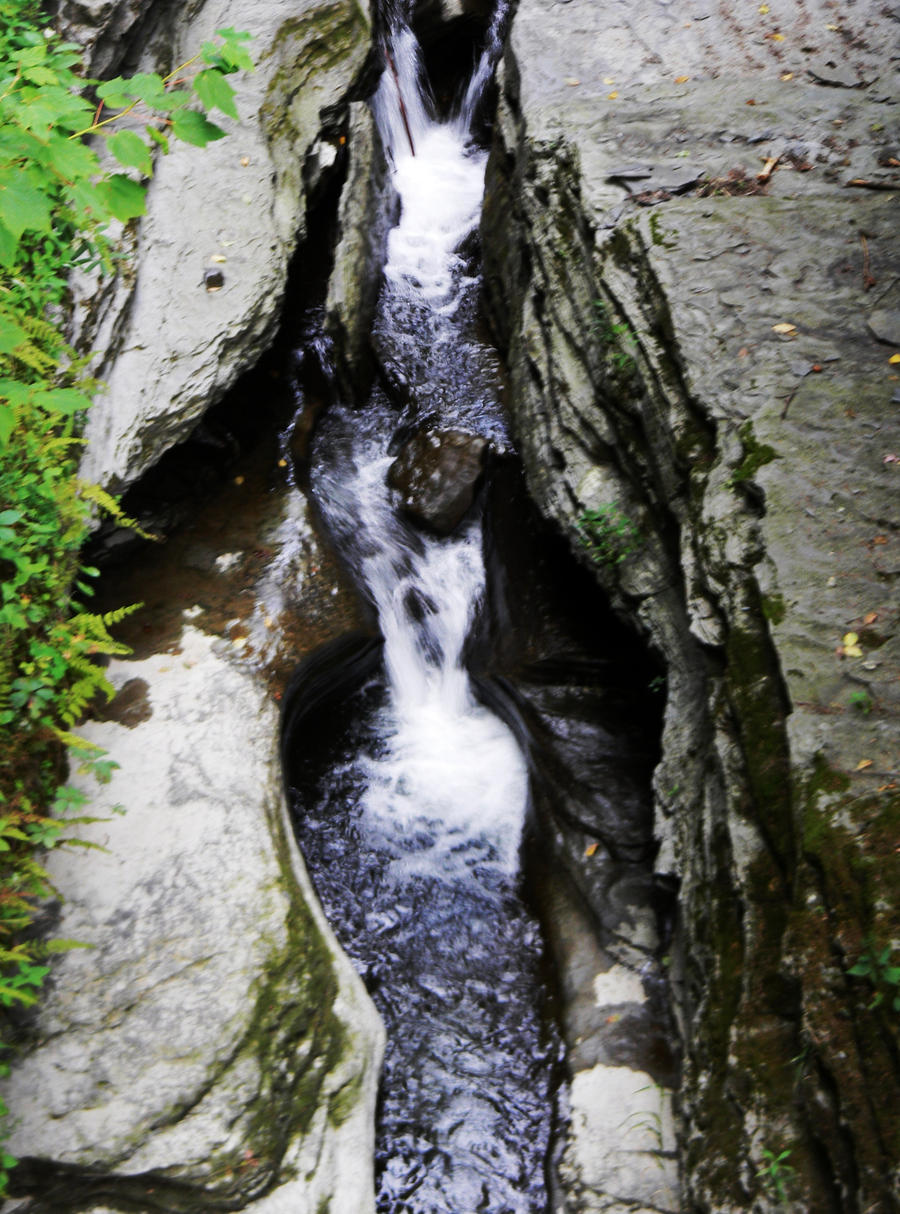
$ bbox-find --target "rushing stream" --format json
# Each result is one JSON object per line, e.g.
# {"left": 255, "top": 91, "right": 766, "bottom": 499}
{"left": 286, "top": 11, "right": 562, "bottom": 1212}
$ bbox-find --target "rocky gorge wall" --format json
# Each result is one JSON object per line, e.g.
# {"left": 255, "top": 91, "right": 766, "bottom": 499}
{"left": 4, "top": 0, "right": 898, "bottom": 1209}
{"left": 3, "top": 0, "right": 388, "bottom": 1210}
{"left": 482, "top": 0, "right": 899, "bottom": 1210}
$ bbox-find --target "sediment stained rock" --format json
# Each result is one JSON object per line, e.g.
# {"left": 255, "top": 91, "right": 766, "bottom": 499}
{"left": 482, "top": 0, "right": 899, "bottom": 1208}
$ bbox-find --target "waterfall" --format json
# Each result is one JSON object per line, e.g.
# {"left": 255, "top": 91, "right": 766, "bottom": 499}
{"left": 296, "top": 9, "right": 560, "bottom": 1210}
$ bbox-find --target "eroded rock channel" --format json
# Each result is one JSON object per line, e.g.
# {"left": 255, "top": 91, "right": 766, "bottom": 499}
{"left": 282, "top": 10, "right": 675, "bottom": 1210}
{"left": 4, "top": 0, "right": 897, "bottom": 1211}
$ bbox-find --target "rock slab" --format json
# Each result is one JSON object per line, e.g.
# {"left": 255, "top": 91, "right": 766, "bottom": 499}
{"left": 483, "top": 0, "right": 900, "bottom": 1208}
{"left": 4, "top": 625, "right": 383, "bottom": 1214}
{"left": 73, "top": 0, "right": 371, "bottom": 494}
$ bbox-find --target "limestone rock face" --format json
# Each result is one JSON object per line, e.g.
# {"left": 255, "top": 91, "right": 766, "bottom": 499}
{"left": 3, "top": 477, "right": 382, "bottom": 1213}
{"left": 388, "top": 428, "right": 487, "bottom": 534}
{"left": 73, "top": 0, "right": 371, "bottom": 494}
{"left": 482, "top": 0, "right": 900, "bottom": 1209}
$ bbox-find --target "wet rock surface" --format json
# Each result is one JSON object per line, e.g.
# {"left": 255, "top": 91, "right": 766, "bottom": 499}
{"left": 483, "top": 0, "right": 899, "bottom": 1208}
{"left": 3, "top": 269, "right": 381, "bottom": 1213}
{"left": 387, "top": 427, "right": 488, "bottom": 533}
{"left": 5, "top": 0, "right": 389, "bottom": 1204}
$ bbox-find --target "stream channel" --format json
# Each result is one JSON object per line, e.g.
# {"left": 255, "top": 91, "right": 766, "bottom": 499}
{"left": 285, "top": 11, "right": 562, "bottom": 1212}
{"left": 280, "top": 2, "right": 671, "bottom": 1207}
{"left": 99, "top": 3, "right": 670, "bottom": 1207}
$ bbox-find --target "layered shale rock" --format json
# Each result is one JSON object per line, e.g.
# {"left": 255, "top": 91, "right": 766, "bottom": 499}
{"left": 70, "top": 0, "right": 372, "bottom": 493}
{"left": 482, "top": 0, "right": 899, "bottom": 1209}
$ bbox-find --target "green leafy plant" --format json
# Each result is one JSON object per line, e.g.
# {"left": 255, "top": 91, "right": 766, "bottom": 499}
{"left": 592, "top": 300, "right": 637, "bottom": 371}
{"left": 848, "top": 689, "right": 872, "bottom": 715}
{"left": 577, "top": 503, "right": 643, "bottom": 567}
{"left": 847, "top": 942, "right": 900, "bottom": 1012}
{"left": 756, "top": 1147, "right": 795, "bottom": 1206}
{"left": 0, "top": 4, "right": 252, "bottom": 1193}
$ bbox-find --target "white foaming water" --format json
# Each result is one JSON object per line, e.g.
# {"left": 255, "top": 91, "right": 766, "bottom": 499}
{"left": 322, "top": 429, "right": 526, "bottom": 882}
{"left": 321, "top": 37, "right": 528, "bottom": 881}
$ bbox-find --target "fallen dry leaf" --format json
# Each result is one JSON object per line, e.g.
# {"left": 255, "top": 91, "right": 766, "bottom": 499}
{"left": 234, "top": 475, "right": 245, "bottom": 486}
{"left": 604, "top": 76, "right": 615, "bottom": 85}
{"left": 759, "top": 2, "right": 769, "bottom": 10}
{"left": 738, "top": 347, "right": 750, "bottom": 358}
{"left": 769, "top": 32, "right": 785, "bottom": 41}
{"left": 607, "top": 90, "right": 619, "bottom": 99}
{"left": 889, "top": 353, "right": 900, "bottom": 364}
{"left": 855, "top": 759, "right": 873, "bottom": 771}
{"left": 675, "top": 75, "right": 690, "bottom": 83}
{"left": 781, "top": 72, "right": 794, "bottom": 80}
{"left": 842, "top": 631, "right": 863, "bottom": 657}
{"left": 812, "top": 364, "right": 823, "bottom": 372}
{"left": 863, "top": 611, "right": 878, "bottom": 625}
{"left": 773, "top": 322, "right": 798, "bottom": 334}
{"left": 585, "top": 842, "right": 599, "bottom": 857}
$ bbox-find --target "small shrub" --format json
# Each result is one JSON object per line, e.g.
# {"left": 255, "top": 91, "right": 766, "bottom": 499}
{"left": 756, "top": 1147, "right": 795, "bottom": 1206}
{"left": 847, "top": 943, "right": 900, "bottom": 1013}
{"left": 577, "top": 503, "right": 642, "bottom": 567}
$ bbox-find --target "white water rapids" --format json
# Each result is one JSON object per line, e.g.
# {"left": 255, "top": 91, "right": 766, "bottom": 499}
{"left": 299, "top": 15, "right": 559, "bottom": 1211}
{"left": 320, "top": 24, "right": 527, "bottom": 885}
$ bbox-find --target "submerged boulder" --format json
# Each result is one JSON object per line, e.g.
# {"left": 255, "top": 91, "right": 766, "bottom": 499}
{"left": 388, "top": 428, "right": 488, "bottom": 534}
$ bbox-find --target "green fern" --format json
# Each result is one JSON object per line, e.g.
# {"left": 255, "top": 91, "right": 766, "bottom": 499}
{"left": 76, "top": 481, "right": 159, "bottom": 541}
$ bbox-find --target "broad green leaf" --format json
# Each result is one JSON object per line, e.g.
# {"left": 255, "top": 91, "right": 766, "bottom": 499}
{"left": 96, "top": 173, "right": 146, "bottom": 222}
{"left": 171, "top": 109, "right": 226, "bottom": 147}
{"left": 107, "top": 129, "right": 152, "bottom": 176}
{"left": 12, "top": 44, "right": 47, "bottom": 68}
{"left": 0, "top": 219, "right": 16, "bottom": 267}
{"left": 212, "top": 27, "right": 254, "bottom": 72}
{"left": 115, "top": 72, "right": 167, "bottom": 107}
{"left": 0, "top": 175, "right": 52, "bottom": 238}
{"left": 43, "top": 134, "right": 99, "bottom": 181}
{"left": 0, "top": 380, "right": 33, "bottom": 408}
{"left": 154, "top": 89, "right": 192, "bottom": 112}
{"left": 34, "top": 388, "right": 92, "bottom": 416}
{"left": 193, "top": 68, "right": 238, "bottom": 120}
{"left": 0, "top": 313, "right": 28, "bottom": 354}
{"left": 95, "top": 80, "right": 132, "bottom": 109}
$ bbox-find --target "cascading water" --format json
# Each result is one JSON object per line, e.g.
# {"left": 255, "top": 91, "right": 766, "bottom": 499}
{"left": 288, "top": 8, "right": 562, "bottom": 1212}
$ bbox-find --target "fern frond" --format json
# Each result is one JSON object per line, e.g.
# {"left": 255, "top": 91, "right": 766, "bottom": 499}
{"left": 100, "top": 602, "right": 142, "bottom": 629}
{"left": 75, "top": 481, "right": 159, "bottom": 541}
{"left": 52, "top": 728, "right": 104, "bottom": 755}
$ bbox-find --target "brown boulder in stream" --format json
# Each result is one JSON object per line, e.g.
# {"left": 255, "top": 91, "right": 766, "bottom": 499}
{"left": 388, "top": 428, "right": 488, "bottom": 534}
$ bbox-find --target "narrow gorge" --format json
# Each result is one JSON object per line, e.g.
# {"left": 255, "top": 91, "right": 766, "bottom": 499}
{"left": 2, "top": 0, "right": 897, "bottom": 1212}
